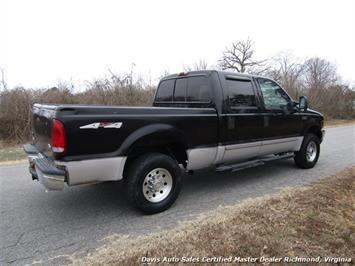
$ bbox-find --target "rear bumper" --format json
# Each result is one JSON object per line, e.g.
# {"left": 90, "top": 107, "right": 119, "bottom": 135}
{"left": 23, "top": 144, "right": 66, "bottom": 190}
{"left": 23, "top": 144, "right": 127, "bottom": 191}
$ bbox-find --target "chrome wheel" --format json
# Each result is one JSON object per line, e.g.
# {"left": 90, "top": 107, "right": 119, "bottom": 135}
{"left": 142, "top": 168, "right": 173, "bottom": 203}
{"left": 306, "top": 141, "right": 317, "bottom": 162}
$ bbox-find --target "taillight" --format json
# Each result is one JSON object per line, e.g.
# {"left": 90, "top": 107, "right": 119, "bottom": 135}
{"left": 52, "top": 119, "right": 67, "bottom": 154}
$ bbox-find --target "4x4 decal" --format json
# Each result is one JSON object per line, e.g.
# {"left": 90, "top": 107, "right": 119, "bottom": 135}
{"left": 79, "top": 122, "right": 123, "bottom": 129}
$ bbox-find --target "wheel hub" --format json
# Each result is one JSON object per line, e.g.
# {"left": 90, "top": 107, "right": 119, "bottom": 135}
{"left": 147, "top": 179, "right": 164, "bottom": 192}
{"left": 143, "top": 168, "right": 173, "bottom": 203}
{"left": 306, "top": 141, "right": 317, "bottom": 162}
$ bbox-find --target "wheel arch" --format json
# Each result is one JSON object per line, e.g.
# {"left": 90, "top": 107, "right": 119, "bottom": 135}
{"left": 120, "top": 124, "right": 188, "bottom": 177}
{"left": 303, "top": 124, "right": 323, "bottom": 142}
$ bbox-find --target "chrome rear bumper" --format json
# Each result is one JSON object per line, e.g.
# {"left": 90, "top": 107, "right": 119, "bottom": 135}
{"left": 23, "top": 144, "right": 127, "bottom": 191}
{"left": 24, "top": 144, "right": 66, "bottom": 190}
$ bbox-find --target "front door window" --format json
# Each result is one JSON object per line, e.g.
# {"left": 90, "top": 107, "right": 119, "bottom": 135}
{"left": 258, "top": 78, "right": 290, "bottom": 111}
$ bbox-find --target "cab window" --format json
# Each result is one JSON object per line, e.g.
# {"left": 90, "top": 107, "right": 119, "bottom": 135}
{"left": 155, "top": 79, "right": 175, "bottom": 102}
{"left": 257, "top": 78, "right": 290, "bottom": 110}
{"left": 156, "top": 76, "right": 211, "bottom": 103}
{"left": 225, "top": 78, "right": 256, "bottom": 107}
{"left": 174, "top": 78, "right": 187, "bottom": 102}
{"left": 186, "top": 76, "right": 211, "bottom": 102}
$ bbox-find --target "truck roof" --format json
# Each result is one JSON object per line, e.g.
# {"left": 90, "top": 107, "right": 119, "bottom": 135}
{"left": 162, "top": 70, "right": 256, "bottom": 80}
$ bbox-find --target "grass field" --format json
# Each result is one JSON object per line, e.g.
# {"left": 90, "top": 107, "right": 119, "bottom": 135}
{"left": 325, "top": 119, "right": 355, "bottom": 128}
{"left": 68, "top": 166, "right": 355, "bottom": 265}
{"left": 0, "top": 145, "right": 26, "bottom": 164}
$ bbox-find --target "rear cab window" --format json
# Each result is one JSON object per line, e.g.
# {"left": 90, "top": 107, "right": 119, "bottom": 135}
{"left": 174, "top": 78, "right": 187, "bottom": 102}
{"left": 155, "top": 79, "right": 175, "bottom": 102}
{"left": 186, "top": 76, "right": 211, "bottom": 102}
{"left": 155, "top": 75, "right": 211, "bottom": 104}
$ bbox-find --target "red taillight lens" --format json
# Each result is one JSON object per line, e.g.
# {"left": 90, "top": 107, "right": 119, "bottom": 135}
{"left": 52, "top": 119, "right": 66, "bottom": 154}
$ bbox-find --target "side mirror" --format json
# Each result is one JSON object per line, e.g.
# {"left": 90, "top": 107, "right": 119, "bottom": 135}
{"left": 299, "top": 96, "right": 308, "bottom": 112}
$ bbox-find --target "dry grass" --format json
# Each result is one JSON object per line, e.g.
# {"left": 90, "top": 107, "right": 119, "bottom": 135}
{"left": 325, "top": 119, "right": 355, "bottom": 128}
{"left": 0, "top": 144, "right": 26, "bottom": 163}
{"left": 68, "top": 166, "right": 355, "bottom": 266}
{"left": 0, "top": 75, "right": 156, "bottom": 143}
{"left": 1, "top": 69, "right": 354, "bottom": 144}
{"left": 0, "top": 159, "right": 27, "bottom": 166}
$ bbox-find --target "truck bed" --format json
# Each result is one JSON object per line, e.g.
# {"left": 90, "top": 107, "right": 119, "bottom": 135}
{"left": 32, "top": 103, "right": 219, "bottom": 161}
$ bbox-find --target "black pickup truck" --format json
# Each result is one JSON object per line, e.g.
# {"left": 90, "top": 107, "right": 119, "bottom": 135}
{"left": 24, "top": 70, "right": 325, "bottom": 213}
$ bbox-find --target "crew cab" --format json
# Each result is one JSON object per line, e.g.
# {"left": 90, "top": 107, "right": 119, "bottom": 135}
{"left": 24, "top": 70, "right": 325, "bottom": 214}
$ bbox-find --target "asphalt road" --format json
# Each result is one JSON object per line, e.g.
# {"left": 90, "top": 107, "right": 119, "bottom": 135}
{"left": 1, "top": 125, "right": 354, "bottom": 265}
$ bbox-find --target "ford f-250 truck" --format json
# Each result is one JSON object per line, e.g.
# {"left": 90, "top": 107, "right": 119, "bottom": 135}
{"left": 24, "top": 70, "right": 325, "bottom": 214}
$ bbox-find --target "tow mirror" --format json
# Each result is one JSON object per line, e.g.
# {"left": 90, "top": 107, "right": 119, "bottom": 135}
{"left": 299, "top": 96, "right": 308, "bottom": 112}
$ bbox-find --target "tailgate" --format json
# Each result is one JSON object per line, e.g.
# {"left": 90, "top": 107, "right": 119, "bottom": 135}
{"left": 32, "top": 104, "right": 57, "bottom": 158}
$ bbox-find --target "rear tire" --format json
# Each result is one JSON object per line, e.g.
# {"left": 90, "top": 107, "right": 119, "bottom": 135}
{"left": 294, "top": 133, "right": 320, "bottom": 169}
{"left": 124, "top": 153, "right": 182, "bottom": 214}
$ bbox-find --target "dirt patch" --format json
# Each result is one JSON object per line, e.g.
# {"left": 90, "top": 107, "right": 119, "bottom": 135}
{"left": 325, "top": 119, "right": 355, "bottom": 128}
{"left": 67, "top": 166, "right": 354, "bottom": 265}
{"left": 0, "top": 159, "right": 27, "bottom": 166}
{"left": 0, "top": 145, "right": 26, "bottom": 163}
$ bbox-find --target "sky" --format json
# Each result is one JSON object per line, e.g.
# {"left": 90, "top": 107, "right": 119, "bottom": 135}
{"left": 1, "top": 0, "right": 354, "bottom": 90}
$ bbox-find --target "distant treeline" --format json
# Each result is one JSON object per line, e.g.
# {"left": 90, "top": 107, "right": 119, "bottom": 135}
{"left": 0, "top": 74, "right": 155, "bottom": 142}
{"left": 260, "top": 56, "right": 355, "bottom": 121}
{"left": 0, "top": 41, "right": 354, "bottom": 143}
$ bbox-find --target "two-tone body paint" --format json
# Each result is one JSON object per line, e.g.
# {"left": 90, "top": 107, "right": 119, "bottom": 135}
{"left": 31, "top": 70, "right": 324, "bottom": 174}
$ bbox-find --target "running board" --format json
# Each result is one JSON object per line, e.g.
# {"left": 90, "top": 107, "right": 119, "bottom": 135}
{"left": 215, "top": 153, "right": 294, "bottom": 172}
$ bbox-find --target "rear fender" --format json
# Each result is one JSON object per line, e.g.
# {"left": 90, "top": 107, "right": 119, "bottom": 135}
{"left": 118, "top": 124, "right": 188, "bottom": 156}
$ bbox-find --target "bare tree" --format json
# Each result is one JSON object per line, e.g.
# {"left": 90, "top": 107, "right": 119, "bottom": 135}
{"left": 218, "top": 38, "right": 265, "bottom": 73}
{"left": 302, "top": 57, "right": 338, "bottom": 110}
{"left": 184, "top": 59, "right": 209, "bottom": 71}
{"left": 303, "top": 57, "right": 338, "bottom": 90}
{"left": 265, "top": 53, "right": 306, "bottom": 99}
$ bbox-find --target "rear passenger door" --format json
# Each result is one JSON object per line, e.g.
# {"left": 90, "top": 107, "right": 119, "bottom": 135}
{"left": 220, "top": 76, "right": 264, "bottom": 164}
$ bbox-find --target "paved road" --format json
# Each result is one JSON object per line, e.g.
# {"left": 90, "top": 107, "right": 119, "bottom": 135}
{"left": 1, "top": 125, "right": 354, "bottom": 265}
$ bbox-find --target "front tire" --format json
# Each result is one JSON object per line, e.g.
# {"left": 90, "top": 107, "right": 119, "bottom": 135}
{"left": 124, "top": 153, "right": 182, "bottom": 214}
{"left": 294, "top": 133, "right": 320, "bottom": 169}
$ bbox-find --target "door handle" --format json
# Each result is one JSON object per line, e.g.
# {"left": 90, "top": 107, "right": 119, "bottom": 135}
{"left": 263, "top": 116, "right": 269, "bottom": 127}
{"left": 228, "top": 116, "right": 235, "bottom": 129}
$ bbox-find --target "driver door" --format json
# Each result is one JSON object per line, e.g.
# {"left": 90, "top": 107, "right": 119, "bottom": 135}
{"left": 256, "top": 78, "right": 303, "bottom": 155}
